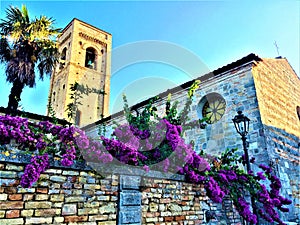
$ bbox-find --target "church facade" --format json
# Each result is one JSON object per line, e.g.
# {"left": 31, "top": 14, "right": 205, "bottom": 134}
{"left": 49, "top": 20, "right": 300, "bottom": 222}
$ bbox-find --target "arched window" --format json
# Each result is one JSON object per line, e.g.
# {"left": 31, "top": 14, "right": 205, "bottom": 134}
{"left": 85, "top": 47, "right": 97, "bottom": 70}
{"left": 59, "top": 47, "right": 67, "bottom": 69}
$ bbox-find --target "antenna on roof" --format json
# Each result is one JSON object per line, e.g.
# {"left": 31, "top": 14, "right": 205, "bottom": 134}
{"left": 274, "top": 41, "right": 281, "bottom": 58}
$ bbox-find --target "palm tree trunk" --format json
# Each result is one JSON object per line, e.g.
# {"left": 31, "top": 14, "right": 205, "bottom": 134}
{"left": 7, "top": 79, "right": 24, "bottom": 115}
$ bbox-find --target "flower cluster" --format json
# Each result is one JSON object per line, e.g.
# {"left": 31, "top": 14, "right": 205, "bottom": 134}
{"left": 255, "top": 165, "right": 292, "bottom": 224}
{"left": 0, "top": 115, "right": 90, "bottom": 187}
{"left": 237, "top": 197, "right": 257, "bottom": 224}
{"left": 20, "top": 154, "right": 49, "bottom": 188}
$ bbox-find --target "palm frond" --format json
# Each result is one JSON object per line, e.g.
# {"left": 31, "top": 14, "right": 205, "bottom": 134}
{"left": 0, "top": 37, "right": 11, "bottom": 63}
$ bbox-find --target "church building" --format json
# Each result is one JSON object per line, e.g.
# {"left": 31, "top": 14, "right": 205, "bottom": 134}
{"left": 48, "top": 19, "right": 300, "bottom": 222}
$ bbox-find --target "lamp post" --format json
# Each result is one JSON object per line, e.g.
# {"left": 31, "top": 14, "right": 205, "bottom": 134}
{"left": 232, "top": 111, "right": 259, "bottom": 225}
{"left": 232, "top": 111, "right": 251, "bottom": 172}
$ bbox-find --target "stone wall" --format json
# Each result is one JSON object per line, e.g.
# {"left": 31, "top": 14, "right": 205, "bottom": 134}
{"left": 252, "top": 58, "right": 300, "bottom": 222}
{"left": 0, "top": 148, "right": 243, "bottom": 225}
{"left": 0, "top": 149, "right": 118, "bottom": 225}
{"left": 141, "top": 178, "right": 242, "bottom": 225}
{"left": 264, "top": 125, "right": 300, "bottom": 222}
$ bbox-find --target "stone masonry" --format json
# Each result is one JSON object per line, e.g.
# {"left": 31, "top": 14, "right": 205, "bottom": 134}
{"left": 83, "top": 54, "right": 300, "bottom": 223}
{"left": 0, "top": 149, "right": 118, "bottom": 225}
{"left": 0, "top": 147, "right": 243, "bottom": 225}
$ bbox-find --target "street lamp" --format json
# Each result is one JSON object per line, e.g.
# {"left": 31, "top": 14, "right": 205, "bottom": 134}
{"left": 232, "top": 111, "right": 251, "bottom": 172}
{"left": 232, "top": 111, "right": 259, "bottom": 225}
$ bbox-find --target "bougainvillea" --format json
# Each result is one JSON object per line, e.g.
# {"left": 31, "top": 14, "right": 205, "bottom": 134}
{"left": 0, "top": 80, "right": 292, "bottom": 224}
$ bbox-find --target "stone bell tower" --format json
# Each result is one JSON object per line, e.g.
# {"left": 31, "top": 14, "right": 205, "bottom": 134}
{"left": 48, "top": 18, "right": 112, "bottom": 126}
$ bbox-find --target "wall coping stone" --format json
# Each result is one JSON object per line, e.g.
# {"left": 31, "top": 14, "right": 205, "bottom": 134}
{"left": 0, "top": 147, "right": 185, "bottom": 181}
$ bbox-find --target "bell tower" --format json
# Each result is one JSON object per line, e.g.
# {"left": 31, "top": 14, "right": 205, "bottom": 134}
{"left": 48, "top": 18, "right": 112, "bottom": 126}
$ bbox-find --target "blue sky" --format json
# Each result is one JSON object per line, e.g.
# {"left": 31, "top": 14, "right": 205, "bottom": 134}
{"left": 0, "top": 1, "right": 299, "bottom": 115}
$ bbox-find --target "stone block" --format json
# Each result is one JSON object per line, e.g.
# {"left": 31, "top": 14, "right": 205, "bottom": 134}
{"left": 45, "top": 169, "right": 62, "bottom": 174}
{"left": 50, "top": 194, "right": 65, "bottom": 202}
{"left": 25, "top": 201, "right": 52, "bottom": 209}
{"left": 35, "top": 208, "right": 60, "bottom": 216}
{"left": 64, "top": 215, "right": 88, "bottom": 223}
{"left": 0, "top": 218, "right": 24, "bottom": 225}
{"left": 97, "top": 196, "right": 110, "bottom": 201}
{"left": 99, "top": 202, "right": 116, "bottom": 214}
{"left": 83, "top": 201, "right": 99, "bottom": 208}
{"left": 53, "top": 217, "right": 64, "bottom": 223}
{"left": 9, "top": 194, "right": 22, "bottom": 200}
{"left": 62, "top": 182, "right": 72, "bottom": 189}
{"left": 23, "top": 194, "right": 34, "bottom": 201}
{"left": 48, "top": 189, "right": 60, "bottom": 194}
{"left": 72, "top": 190, "right": 82, "bottom": 195}
{"left": 88, "top": 215, "right": 108, "bottom": 221}
{"left": 53, "top": 202, "right": 63, "bottom": 208}
{"left": 6, "top": 164, "right": 23, "bottom": 171}
{"left": 62, "top": 170, "right": 79, "bottom": 176}
{"left": 78, "top": 208, "right": 99, "bottom": 215}
{"left": 17, "top": 188, "right": 35, "bottom": 193}
{"left": 35, "top": 194, "right": 49, "bottom": 200}
{"left": 0, "top": 193, "right": 7, "bottom": 200}
{"left": 6, "top": 210, "right": 20, "bottom": 218}
{"left": 119, "top": 206, "right": 141, "bottom": 224}
{"left": 120, "top": 175, "right": 141, "bottom": 190}
{"left": 97, "top": 222, "right": 116, "bottom": 225}
{"left": 73, "top": 183, "right": 82, "bottom": 189}
{"left": 65, "top": 196, "right": 86, "bottom": 203}
{"left": 87, "top": 176, "right": 96, "bottom": 183}
{"left": 79, "top": 171, "right": 90, "bottom": 177}
{"left": 149, "top": 202, "right": 158, "bottom": 212}
{"left": 62, "top": 204, "right": 77, "bottom": 215}
{"left": 50, "top": 175, "right": 66, "bottom": 182}
{"left": 0, "top": 201, "right": 23, "bottom": 209}
{"left": 25, "top": 217, "right": 53, "bottom": 224}
{"left": 120, "top": 190, "right": 141, "bottom": 206}
{"left": 0, "top": 171, "right": 17, "bottom": 178}
{"left": 146, "top": 217, "right": 158, "bottom": 222}
{"left": 0, "top": 210, "right": 5, "bottom": 218}
{"left": 84, "top": 184, "right": 101, "bottom": 190}
{"left": 21, "top": 210, "right": 34, "bottom": 217}
{"left": 36, "top": 188, "right": 48, "bottom": 194}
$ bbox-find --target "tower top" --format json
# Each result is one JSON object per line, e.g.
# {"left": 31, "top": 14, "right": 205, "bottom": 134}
{"left": 61, "top": 18, "right": 111, "bottom": 35}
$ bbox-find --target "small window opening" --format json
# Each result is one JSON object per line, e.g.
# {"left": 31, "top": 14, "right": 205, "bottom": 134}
{"left": 297, "top": 106, "right": 300, "bottom": 120}
{"left": 85, "top": 47, "right": 97, "bottom": 70}
{"left": 59, "top": 47, "right": 67, "bottom": 69}
{"left": 63, "top": 84, "right": 65, "bottom": 89}
{"left": 75, "top": 110, "right": 81, "bottom": 126}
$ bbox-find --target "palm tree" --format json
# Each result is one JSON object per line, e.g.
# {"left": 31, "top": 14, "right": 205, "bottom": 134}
{"left": 0, "top": 5, "right": 61, "bottom": 115}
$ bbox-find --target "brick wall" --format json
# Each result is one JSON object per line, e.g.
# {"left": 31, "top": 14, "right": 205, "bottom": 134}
{"left": 0, "top": 150, "right": 118, "bottom": 225}
{"left": 0, "top": 147, "right": 244, "bottom": 225}
{"left": 252, "top": 58, "right": 300, "bottom": 222}
{"left": 141, "top": 178, "right": 242, "bottom": 225}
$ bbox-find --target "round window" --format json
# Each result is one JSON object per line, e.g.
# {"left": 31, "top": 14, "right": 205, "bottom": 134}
{"left": 198, "top": 93, "right": 226, "bottom": 124}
